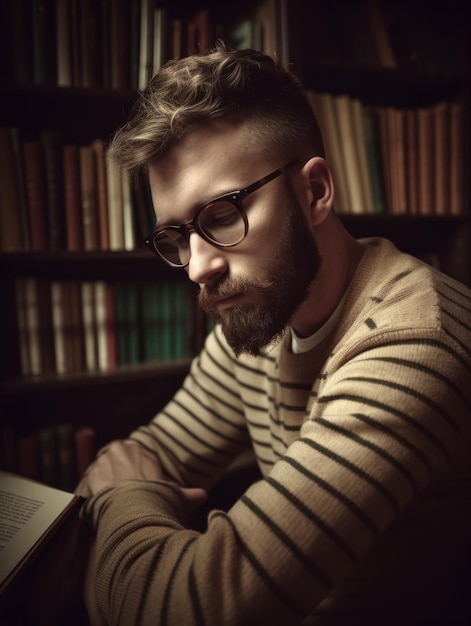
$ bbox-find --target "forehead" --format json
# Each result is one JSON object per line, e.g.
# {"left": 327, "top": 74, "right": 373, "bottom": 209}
{"left": 147, "top": 121, "right": 272, "bottom": 225}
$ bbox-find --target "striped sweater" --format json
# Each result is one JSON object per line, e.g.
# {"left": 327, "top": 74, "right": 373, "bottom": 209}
{"left": 83, "top": 238, "right": 471, "bottom": 625}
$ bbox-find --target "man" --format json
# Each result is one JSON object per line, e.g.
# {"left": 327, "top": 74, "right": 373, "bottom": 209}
{"left": 77, "top": 45, "right": 471, "bottom": 625}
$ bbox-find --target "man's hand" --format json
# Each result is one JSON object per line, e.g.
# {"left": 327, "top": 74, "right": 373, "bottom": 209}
{"left": 75, "top": 440, "right": 166, "bottom": 497}
{"left": 77, "top": 440, "right": 208, "bottom": 625}
{"left": 75, "top": 440, "right": 208, "bottom": 508}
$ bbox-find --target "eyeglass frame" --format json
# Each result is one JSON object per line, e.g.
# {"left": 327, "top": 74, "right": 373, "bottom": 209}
{"left": 144, "top": 159, "right": 300, "bottom": 268}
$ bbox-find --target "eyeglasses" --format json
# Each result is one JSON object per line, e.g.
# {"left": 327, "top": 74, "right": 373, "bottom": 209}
{"left": 145, "top": 160, "right": 299, "bottom": 268}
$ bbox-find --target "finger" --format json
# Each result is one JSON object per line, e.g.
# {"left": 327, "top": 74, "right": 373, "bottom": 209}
{"left": 180, "top": 487, "right": 208, "bottom": 507}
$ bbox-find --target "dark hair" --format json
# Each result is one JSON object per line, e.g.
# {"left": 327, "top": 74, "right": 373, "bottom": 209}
{"left": 110, "top": 42, "right": 325, "bottom": 176}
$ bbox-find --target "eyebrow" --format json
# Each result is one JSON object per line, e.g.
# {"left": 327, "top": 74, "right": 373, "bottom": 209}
{"left": 153, "top": 184, "right": 244, "bottom": 231}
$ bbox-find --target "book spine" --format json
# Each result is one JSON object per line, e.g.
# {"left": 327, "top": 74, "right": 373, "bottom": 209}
{"left": 81, "top": 281, "right": 98, "bottom": 371}
{"left": 22, "top": 140, "right": 48, "bottom": 251}
{"left": 80, "top": 0, "right": 102, "bottom": 88}
{"left": 36, "top": 277, "right": 56, "bottom": 375}
{"left": 74, "top": 426, "right": 97, "bottom": 479}
{"left": 32, "top": 0, "right": 57, "bottom": 86}
{"left": 79, "top": 144, "right": 99, "bottom": 251}
{"left": 0, "top": 127, "right": 23, "bottom": 251}
{"left": 15, "top": 278, "right": 31, "bottom": 376}
{"left": 38, "top": 425, "right": 60, "bottom": 488}
{"left": 51, "top": 281, "right": 67, "bottom": 374}
{"left": 56, "top": 0, "right": 73, "bottom": 86}
{"left": 63, "top": 143, "right": 84, "bottom": 251}
{"left": 24, "top": 278, "right": 42, "bottom": 375}
{"left": 57, "top": 423, "right": 77, "bottom": 491}
{"left": 91, "top": 139, "right": 110, "bottom": 250}
{"left": 41, "top": 132, "right": 66, "bottom": 250}
{"left": 94, "top": 281, "right": 109, "bottom": 371}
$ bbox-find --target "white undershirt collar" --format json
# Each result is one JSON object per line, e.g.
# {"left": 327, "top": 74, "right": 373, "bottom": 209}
{"left": 290, "top": 293, "right": 347, "bottom": 354}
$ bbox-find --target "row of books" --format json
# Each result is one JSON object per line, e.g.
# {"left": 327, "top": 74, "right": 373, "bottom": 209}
{"left": 15, "top": 278, "right": 193, "bottom": 377}
{"left": 0, "top": 422, "right": 96, "bottom": 491}
{"left": 308, "top": 93, "right": 465, "bottom": 216}
{"left": 298, "top": 0, "right": 466, "bottom": 74}
{"left": 4, "top": 0, "right": 215, "bottom": 91}
{"left": 0, "top": 128, "right": 155, "bottom": 253}
{"left": 6, "top": 1, "right": 463, "bottom": 92}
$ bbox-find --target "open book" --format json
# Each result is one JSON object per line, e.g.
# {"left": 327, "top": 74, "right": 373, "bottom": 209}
{"left": 0, "top": 471, "right": 83, "bottom": 600}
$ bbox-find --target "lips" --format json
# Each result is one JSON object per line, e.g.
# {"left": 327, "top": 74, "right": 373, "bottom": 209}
{"left": 214, "top": 293, "right": 243, "bottom": 311}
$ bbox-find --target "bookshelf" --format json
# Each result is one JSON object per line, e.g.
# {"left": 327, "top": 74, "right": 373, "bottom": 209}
{"left": 0, "top": 0, "right": 469, "bottom": 486}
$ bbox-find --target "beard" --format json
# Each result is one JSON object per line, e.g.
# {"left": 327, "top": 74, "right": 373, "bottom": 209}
{"left": 198, "top": 188, "right": 322, "bottom": 356}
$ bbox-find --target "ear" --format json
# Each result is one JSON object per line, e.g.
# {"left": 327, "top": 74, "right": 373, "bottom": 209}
{"left": 301, "top": 157, "right": 334, "bottom": 227}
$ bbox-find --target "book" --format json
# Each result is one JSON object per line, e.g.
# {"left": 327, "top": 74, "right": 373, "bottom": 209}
{"left": 350, "top": 98, "right": 375, "bottom": 214}
{"left": 56, "top": 0, "right": 73, "bottom": 86}
{"left": 31, "top": 0, "right": 57, "bottom": 85}
{"left": 63, "top": 281, "right": 86, "bottom": 372}
{"left": 79, "top": 0, "right": 102, "bottom": 88}
{"left": 306, "top": 91, "right": 351, "bottom": 215}
{"left": 91, "top": 139, "right": 110, "bottom": 250}
{"left": 138, "top": 0, "right": 154, "bottom": 89}
{"left": 361, "top": 103, "right": 387, "bottom": 213}
{"left": 81, "top": 281, "right": 98, "bottom": 371}
{"left": 129, "top": 0, "right": 141, "bottom": 89}
{"left": 63, "top": 143, "right": 84, "bottom": 251}
{"left": 9, "top": 127, "right": 31, "bottom": 250}
{"left": 0, "top": 471, "right": 83, "bottom": 610}
{"left": 449, "top": 101, "right": 464, "bottom": 216}
{"left": 122, "top": 171, "right": 136, "bottom": 251}
{"left": 94, "top": 281, "right": 109, "bottom": 371}
{"left": 17, "top": 433, "right": 41, "bottom": 482}
{"left": 38, "top": 426, "right": 60, "bottom": 488}
{"left": 23, "top": 278, "right": 42, "bottom": 375}
{"left": 41, "top": 132, "right": 66, "bottom": 250}
{"left": 142, "top": 283, "right": 160, "bottom": 362}
{"left": 79, "top": 143, "right": 99, "bottom": 251}
{"left": 9, "top": 0, "right": 34, "bottom": 86}
{"left": 432, "top": 102, "right": 449, "bottom": 216}
{"left": 386, "top": 107, "right": 407, "bottom": 214}
{"left": 106, "top": 150, "right": 124, "bottom": 250}
{"left": 51, "top": 281, "right": 67, "bottom": 374}
{"left": 333, "top": 95, "right": 367, "bottom": 214}
{"left": 152, "top": 7, "right": 168, "bottom": 74}
{"left": 251, "top": 0, "right": 280, "bottom": 59}
{"left": 110, "top": 0, "right": 131, "bottom": 90}
{"left": 15, "top": 279, "right": 31, "bottom": 376}
{"left": 105, "top": 283, "right": 118, "bottom": 369}
{"left": 404, "top": 108, "right": 419, "bottom": 215}
{"left": 416, "top": 106, "right": 434, "bottom": 215}
{"left": 363, "top": 0, "right": 397, "bottom": 69}
{"left": 56, "top": 423, "right": 77, "bottom": 492}
{"left": 0, "top": 127, "right": 23, "bottom": 252}
{"left": 22, "top": 140, "right": 48, "bottom": 252}
{"left": 74, "top": 426, "right": 96, "bottom": 479}
{"left": 36, "top": 277, "right": 56, "bottom": 375}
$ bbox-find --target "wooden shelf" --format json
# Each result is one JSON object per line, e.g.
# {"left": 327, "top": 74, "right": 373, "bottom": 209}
{"left": 0, "top": 249, "right": 182, "bottom": 281}
{"left": 301, "top": 64, "right": 465, "bottom": 107}
{"left": 0, "top": 86, "right": 137, "bottom": 143}
{"left": 0, "top": 359, "right": 192, "bottom": 395}
{"left": 340, "top": 213, "right": 467, "bottom": 252}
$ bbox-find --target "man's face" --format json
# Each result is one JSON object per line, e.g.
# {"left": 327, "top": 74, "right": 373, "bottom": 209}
{"left": 198, "top": 181, "right": 321, "bottom": 355}
{"left": 147, "top": 121, "right": 321, "bottom": 356}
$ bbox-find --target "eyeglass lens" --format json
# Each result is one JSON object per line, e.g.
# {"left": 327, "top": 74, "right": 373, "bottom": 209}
{"left": 154, "top": 199, "right": 246, "bottom": 266}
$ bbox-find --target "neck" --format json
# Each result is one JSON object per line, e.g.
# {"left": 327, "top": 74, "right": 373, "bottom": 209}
{"left": 292, "top": 216, "right": 364, "bottom": 338}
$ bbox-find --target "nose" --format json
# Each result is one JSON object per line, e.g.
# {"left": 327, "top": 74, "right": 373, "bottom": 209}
{"left": 187, "top": 232, "right": 227, "bottom": 285}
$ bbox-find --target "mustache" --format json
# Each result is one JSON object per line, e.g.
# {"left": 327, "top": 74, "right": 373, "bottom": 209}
{"left": 198, "top": 275, "right": 275, "bottom": 311}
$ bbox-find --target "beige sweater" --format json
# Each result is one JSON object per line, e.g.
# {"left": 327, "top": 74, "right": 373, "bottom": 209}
{"left": 83, "top": 238, "right": 471, "bottom": 625}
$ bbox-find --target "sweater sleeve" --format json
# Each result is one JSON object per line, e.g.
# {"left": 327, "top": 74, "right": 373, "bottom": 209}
{"left": 82, "top": 322, "right": 471, "bottom": 626}
{"left": 126, "top": 327, "right": 253, "bottom": 490}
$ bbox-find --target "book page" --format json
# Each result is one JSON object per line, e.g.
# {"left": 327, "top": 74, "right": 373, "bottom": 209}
{"left": 0, "top": 472, "right": 77, "bottom": 587}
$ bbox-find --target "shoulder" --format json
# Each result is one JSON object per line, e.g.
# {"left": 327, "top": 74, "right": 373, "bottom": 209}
{"left": 351, "top": 238, "right": 471, "bottom": 336}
